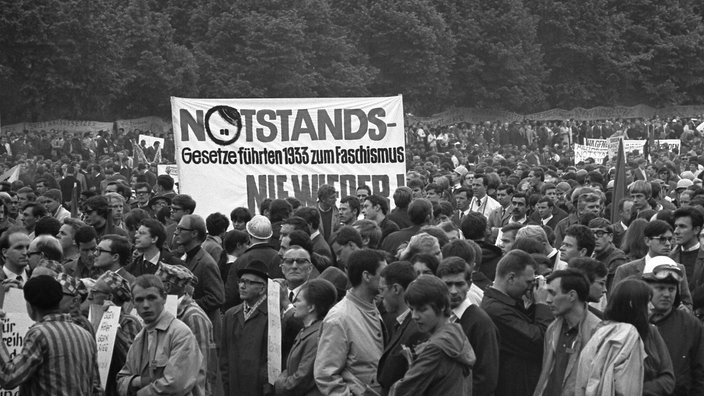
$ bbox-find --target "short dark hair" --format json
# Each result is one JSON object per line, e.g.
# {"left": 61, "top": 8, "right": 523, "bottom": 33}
{"left": 441, "top": 239, "right": 475, "bottom": 266}
{"left": 496, "top": 250, "right": 537, "bottom": 279}
{"left": 35, "top": 216, "right": 61, "bottom": 237}
{"left": 300, "top": 279, "right": 338, "bottom": 319}
{"left": 294, "top": 207, "right": 321, "bottom": 230}
{"left": 673, "top": 207, "right": 704, "bottom": 230}
{"left": 101, "top": 234, "right": 132, "bottom": 266}
{"left": 546, "top": 269, "right": 590, "bottom": 302}
{"left": 643, "top": 220, "right": 673, "bottom": 238}
{"left": 131, "top": 274, "right": 167, "bottom": 296}
{"left": 497, "top": 184, "right": 514, "bottom": 195}
{"left": 269, "top": 199, "right": 293, "bottom": 223}
{"left": 224, "top": 230, "right": 249, "bottom": 254}
{"left": 568, "top": 257, "right": 607, "bottom": 282}
{"left": 206, "top": 212, "right": 229, "bottom": 236}
{"left": 230, "top": 207, "right": 252, "bottom": 224}
{"left": 408, "top": 199, "right": 433, "bottom": 225}
{"left": 75, "top": 225, "right": 97, "bottom": 244}
{"left": 172, "top": 194, "right": 196, "bottom": 214}
{"left": 282, "top": 216, "right": 310, "bottom": 233}
{"left": 405, "top": 275, "right": 451, "bottom": 316}
{"left": 357, "top": 185, "right": 371, "bottom": 194}
{"left": 365, "top": 195, "right": 389, "bottom": 215}
{"left": 347, "top": 249, "right": 384, "bottom": 287}
{"left": 352, "top": 219, "right": 382, "bottom": 249}
{"left": 125, "top": 209, "right": 150, "bottom": 233}
{"left": 340, "top": 196, "right": 361, "bottom": 217}
{"left": 22, "top": 202, "right": 48, "bottom": 219}
{"left": 564, "top": 224, "right": 596, "bottom": 256}
{"left": 461, "top": 212, "right": 487, "bottom": 240}
{"left": 317, "top": 184, "right": 337, "bottom": 200}
{"left": 437, "top": 256, "right": 471, "bottom": 283}
{"left": 380, "top": 261, "right": 417, "bottom": 290}
{"left": 537, "top": 197, "right": 554, "bottom": 208}
{"left": 157, "top": 174, "right": 174, "bottom": 190}
{"left": 333, "top": 226, "right": 363, "bottom": 248}
{"left": 409, "top": 253, "right": 440, "bottom": 275}
{"left": 393, "top": 187, "right": 412, "bottom": 208}
{"left": 83, "top": 196, "right": 109, "bottom": 219}
{"left": 140, "top": 219, "right": 166, "bottom": 249}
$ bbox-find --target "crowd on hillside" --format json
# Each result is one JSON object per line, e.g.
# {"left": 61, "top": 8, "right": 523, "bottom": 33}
{"left": 0, "top": 115, "right": 703, "bottom": 396}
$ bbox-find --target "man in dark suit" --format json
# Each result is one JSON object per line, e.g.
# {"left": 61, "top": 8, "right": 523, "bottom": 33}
{"left": 294, "top": 206, "right": 334, "bottom": 264}
{"left": 377, "top": 261, "right": 426, "bottom": 395}
{"left": 613, "top": 220, "right": 693, "bottom": 308}
{"left": 532, "top": 197, "right": 566, "bottom": 230}
{"left": 0, "top": 229, "right": 31, "bottom": 286}
{"left": 438, "top": 257, "right": 500, "bottom": 396}
{"left": 174, "top": 214, "right": 225, "bottom": 345}
{"left": 381, "top": 198, "right": 433, "bottom": 255}
{"left": 451, "top": 188, "right": 472, "bottom": 228}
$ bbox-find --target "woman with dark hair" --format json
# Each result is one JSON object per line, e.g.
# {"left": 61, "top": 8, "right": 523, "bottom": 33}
{"left": 409, "top": 253, "right": 440, "bottom": 276}
{"left": 274, "top": 279, "right": 337, "bottom": 396}
{"left": 389, "top": 275, "right": 475, "bottom": 396}
{"left": 621, "top": 218, "right": 649, "bottom": 261}
{"left": 575, "top": 279, "right": 675, "bottom": 395}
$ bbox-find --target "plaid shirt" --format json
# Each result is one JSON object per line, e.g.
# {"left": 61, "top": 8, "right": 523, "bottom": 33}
{"left": 0, "top": 313, "right": 102, "bottom": 395}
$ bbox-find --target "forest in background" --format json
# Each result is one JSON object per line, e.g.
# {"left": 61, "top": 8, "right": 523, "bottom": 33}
{"left": 2, "top": 0, "right": 704, "bottom": 123}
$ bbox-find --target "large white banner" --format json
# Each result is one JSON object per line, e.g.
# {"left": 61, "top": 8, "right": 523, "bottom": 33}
{"left": 171, "top": 96, "right": 406, "bottom": 216}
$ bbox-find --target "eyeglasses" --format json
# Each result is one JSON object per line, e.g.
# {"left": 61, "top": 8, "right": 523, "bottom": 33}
{"left": 175, "top": 226, "right": 193, "bottom": 232}
{"left": 27, "top": 251, "right": 42, "bottom": 257}
{"left": 238, "top": 278, "right": 265, "bottom": 287}
{"left": 94, "top": 247, "right": 113, "bottom": 255}
{"left": 136, "top": 191, "right": 150, "bottom": 195}
{"left": 171, "top": 206, "right": 184, "bottom": 212}
{"left": 281, "top": 258, "right": 310, "bottom": 266}
{"left": 592, "top": 230, "right": 612, "bottom": 238}
{"left": 649, "top": 236, "right": 673, "bottom": 244}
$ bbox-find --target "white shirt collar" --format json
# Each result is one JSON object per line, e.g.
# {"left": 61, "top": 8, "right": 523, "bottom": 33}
{"left": 542, "top": 215, "right": 553, "bottom": 225}
{"left": 147, "top": 251, "right": 161, "bottom": 265}
{"left": 288, "top": 283, "right": 305, "bottom": 301}
{"left": 620, "top": 221, "right": 628, "bottom": 231}
{"left": 452, "top": 297, "right": 473, "bottom": 321}
{"left": 310, "top": 230, "right": 321, "bottom": 240}
{"left": 3, "top": 266, "right": 27, "bottom": 285}
{"left": 683, "top": 242, "right": 701, "bottom": 252}
{"left": 396, "top": 308, "right": 411, "bottom": 325}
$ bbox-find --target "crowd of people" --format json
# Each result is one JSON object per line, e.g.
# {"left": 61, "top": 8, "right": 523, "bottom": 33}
{"left": 0, "top": 116, "right": 703, "bottom": 395}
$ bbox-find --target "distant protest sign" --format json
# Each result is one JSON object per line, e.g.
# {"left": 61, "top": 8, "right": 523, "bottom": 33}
{"left": 171, "top": 96, "right": 407, "bottom": 216}
{"left": 586, "top": 138, "right": 608, "bottom": 148}
{"left": 654, "top": 139, "right": 681, "bottom": 153}
{"left": 608, "top": 137, "right": 647, "bottom": 159}
{"left": 3, "top": 120, "right": 113, "bottom": 136}
{"left": 574, "top": 144, "right": 608, "bottom": 164}
{"left": 1, "top": 288, "right": 34, "bottom": 396}
{"left": 116, "top": 116, "right": 169, "bottom": 134}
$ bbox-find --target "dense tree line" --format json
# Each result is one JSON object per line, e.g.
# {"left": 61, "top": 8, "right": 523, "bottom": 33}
{"left": 2, "top": 0, "right": 704, "bottom": 122}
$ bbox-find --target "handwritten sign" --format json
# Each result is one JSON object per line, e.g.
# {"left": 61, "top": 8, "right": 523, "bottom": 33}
{"left": 95, "top": 305, "right": 121, "bottom": 390}
{"left": 267, "top": 280, "right": 281, "bottom": 384}
{"left": 1, "top": 289, "right": 33, "bottom": 396}
{"left": 654, "top": 139, "right": 681, "bottom": 154}
{"left": 574, "top": 144, "right": 608, "bottom": 164}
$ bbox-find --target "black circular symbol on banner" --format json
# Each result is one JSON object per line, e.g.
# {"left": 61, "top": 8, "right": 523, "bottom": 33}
{"left": 204, "top": 105, "right": 242, "bottom": 146}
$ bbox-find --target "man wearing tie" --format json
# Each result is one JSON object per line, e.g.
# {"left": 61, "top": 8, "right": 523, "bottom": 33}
{"left": 0, "top": 228, "right": 30, "bottom": 286}
{"left": 452, "top": 188, "right": 472, "bottom": 227}
{"left": 487, "top": 185, "right": 514, "bottom": 244}
{"left": 469, "top": 174, "right": 501, "bottom": 219}
{"left": 377, "top": 261, "right": 426, "bottom": 395}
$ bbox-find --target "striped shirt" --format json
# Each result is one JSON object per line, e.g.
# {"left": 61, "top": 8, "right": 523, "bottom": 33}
{"left": 0, "top": 313, "right": 101, "bottom": 396}
{"left": 178, "top": 297, "right": 214, "bottom": 394}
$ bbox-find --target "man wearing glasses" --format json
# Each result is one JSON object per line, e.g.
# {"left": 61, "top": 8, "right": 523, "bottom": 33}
{"left": 165, "top": 194, "right": 196, "bottom": 251}
{"left": 130, "top": 182, "right": 152, "bottom": 212}
{"left": 588, "top": 218, "right": 627, "bottom": 291}
{"left": 613, "top": 220, "right": 693, "bottom": 309}
{"left": 221, "top": 260, "right": 272, "bottom": 396}
{"left": 92, "top": 234, "right": 136, "bottom": 284}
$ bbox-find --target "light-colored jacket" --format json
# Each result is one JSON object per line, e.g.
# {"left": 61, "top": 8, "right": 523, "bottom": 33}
{"left": 117, "top": 310, "right": 205, "bottom": 396}
{"left": 314, "top": 291, "right": 384, "bottom": 395}
{"left": 574, "top": 322, "right": 644, "bottom": 396}
{"left": 533, "top": 308, "right": 601, "bottom": 396}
